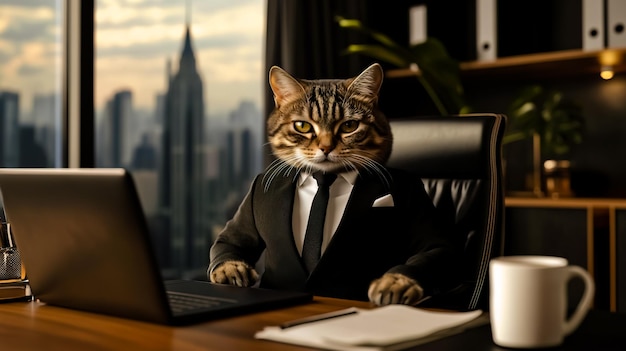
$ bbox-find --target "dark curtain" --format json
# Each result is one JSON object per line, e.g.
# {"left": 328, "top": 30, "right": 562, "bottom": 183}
{"left": 264, "top": 0, "right": 368, "bottom": 81}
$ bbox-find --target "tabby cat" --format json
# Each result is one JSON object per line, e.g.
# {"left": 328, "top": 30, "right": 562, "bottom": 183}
{"left": 208, "top": 63, "right": 431, "bottom": 306}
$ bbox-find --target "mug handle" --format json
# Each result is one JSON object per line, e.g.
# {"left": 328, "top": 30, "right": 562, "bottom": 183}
{"left": 563, "top": 265, "right": 595, "bottom": 335}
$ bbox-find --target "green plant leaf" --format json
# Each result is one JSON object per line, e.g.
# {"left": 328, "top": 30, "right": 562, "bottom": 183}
{"left": 410, "top": 39, "right": 452, "bottom": 62}
{"left": 505, "top": 84, "right": 584, "bottom": 156}
{"left": 335, "top": 16, "right": 412, "bottom": 62}
{"left": 336, "top": 16, "right": 467, "bottom": 114}
{"left": 342, "top": 44, "right": 410, "bottom": 68}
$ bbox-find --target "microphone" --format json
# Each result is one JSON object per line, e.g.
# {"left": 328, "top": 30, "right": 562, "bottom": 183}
{"left": 0, "top": 203, "right": 21, "bottom": 281}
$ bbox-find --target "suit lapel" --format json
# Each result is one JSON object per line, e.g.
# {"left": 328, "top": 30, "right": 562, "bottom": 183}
{"left": 262, "top": 172, "right": 298, "bottom": 250}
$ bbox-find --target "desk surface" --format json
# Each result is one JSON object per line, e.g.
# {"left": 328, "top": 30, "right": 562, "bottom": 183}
{"left": 1, "top": 297, "right": 625, "bottom": 351}
{"left": 0, "top": 297, "right": 369, "bottom": 351}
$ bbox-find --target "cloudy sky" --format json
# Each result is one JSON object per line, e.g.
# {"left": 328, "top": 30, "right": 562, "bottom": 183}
{"left": 0, "top": 0, "right": 265, "bottom": 117}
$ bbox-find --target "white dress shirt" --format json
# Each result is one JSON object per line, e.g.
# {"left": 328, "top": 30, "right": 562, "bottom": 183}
{"left": 292, "top": 171, "right": 357, "bottom": 256}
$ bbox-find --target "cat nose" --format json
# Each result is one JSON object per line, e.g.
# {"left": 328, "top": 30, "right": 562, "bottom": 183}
{"left": 319, "top": 144, "right": 333, "bottom": 155}
{"left": 317, "top": 134, "right": 335, "bottom": 155}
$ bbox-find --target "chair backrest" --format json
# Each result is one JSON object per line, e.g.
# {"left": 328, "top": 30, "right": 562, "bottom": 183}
{"left": 386, "top": 113, "right": 506, "bottom": 311}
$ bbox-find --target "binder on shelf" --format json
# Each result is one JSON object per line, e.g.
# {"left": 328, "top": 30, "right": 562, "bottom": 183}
{"left": 607, "top": 0, "right": 626, "bottom": 48}
{"left": 583, "top": 0, "right": 605, "bottom": 51}
{"left": 476, "top": 0, "right": 497, "bottom": 61}
{"left": 409, "top": 5, "right": 427, "bottom": 46}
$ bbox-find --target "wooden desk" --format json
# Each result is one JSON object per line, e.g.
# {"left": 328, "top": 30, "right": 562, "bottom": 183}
{"left": 1, "top": 297, "right": 625, "bottom": 350}
{"left": 0, "top": 297, "right": 371, "bottom": 351}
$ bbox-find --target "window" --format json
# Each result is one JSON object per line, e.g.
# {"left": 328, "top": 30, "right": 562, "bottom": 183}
{"left": 95, "top": 0, "right": 266, "bottom": 279}
{"left": 0, "top": 1, "right": 63, "bottom": 168}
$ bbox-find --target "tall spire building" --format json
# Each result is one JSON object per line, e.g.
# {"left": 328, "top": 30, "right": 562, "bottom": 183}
{"left": 159, "top": 21, "right": 207, "bottom": 277}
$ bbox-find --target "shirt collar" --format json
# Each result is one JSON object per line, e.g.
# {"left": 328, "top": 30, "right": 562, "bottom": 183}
{"left": 297, "top": 170, "right": 358, "bottom": 187}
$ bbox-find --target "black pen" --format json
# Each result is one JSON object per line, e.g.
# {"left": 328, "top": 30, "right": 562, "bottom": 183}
{"left": 279, "top": 307, "right": 360, "bottom": 329}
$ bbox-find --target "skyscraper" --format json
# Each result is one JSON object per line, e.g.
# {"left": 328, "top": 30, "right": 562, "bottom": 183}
{"left": 0, "top": 92, "right": 20, "bottom": 167}
{"left": 159, "top": 23, "right": 207, "bottom": 277}
{"left": 32, "top": 93, "right": 61, "bottom": 167}
{"left": 99, "top": 90, "right": 133, "bottom": 168}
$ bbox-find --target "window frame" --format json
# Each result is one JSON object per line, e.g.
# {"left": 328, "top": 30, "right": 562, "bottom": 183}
{"left": 63, "top": 0, "right": 95, "bottom": 168}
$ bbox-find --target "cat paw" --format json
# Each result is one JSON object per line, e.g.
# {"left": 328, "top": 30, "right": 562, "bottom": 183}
{"left": 368, "top": 273, "right": 424, "bottom": 306}
{"left": 210, "top": 260, "right": 259, "bottom": 287}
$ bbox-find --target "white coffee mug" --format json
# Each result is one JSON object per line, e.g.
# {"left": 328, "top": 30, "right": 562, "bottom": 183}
{"left": 489, "top": 255, "right": 595, "bottom": 348}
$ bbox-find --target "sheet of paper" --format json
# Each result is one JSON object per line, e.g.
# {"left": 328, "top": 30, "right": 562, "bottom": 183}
{"left": 255, "top": 305, "right": 485, "bottom": 351}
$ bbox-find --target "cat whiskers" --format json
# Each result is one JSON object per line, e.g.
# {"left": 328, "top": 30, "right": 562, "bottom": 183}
{"left": 348, "top": 154, "right": 392, "bottom": 189}
{"left": 262, "top": 157, "right": 311, "bottom": 192}
{"left": 263, "top": 159, "right": 292, "bottom": 192}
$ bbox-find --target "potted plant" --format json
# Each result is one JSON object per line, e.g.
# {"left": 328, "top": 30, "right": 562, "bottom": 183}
{"left": 504, "top": 85, "right": 584, "bottom": 197}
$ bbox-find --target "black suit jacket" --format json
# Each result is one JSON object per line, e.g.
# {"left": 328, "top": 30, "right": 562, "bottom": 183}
{"left": 209, "top": 167, "right": 461, "bottom": 302}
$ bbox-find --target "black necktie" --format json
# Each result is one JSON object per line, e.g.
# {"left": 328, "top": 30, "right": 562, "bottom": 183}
{"left": 302, "top": 172, "right": 337, "bottom": 274}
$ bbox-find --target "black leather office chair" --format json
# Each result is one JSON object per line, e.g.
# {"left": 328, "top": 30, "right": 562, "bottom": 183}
{"left": 387, "top": 113, "right": 506, "bottom": 311}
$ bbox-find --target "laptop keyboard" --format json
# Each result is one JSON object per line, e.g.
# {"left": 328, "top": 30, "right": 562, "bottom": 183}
{"left": 167, "top": 291, "right": 237, "bottom": 314}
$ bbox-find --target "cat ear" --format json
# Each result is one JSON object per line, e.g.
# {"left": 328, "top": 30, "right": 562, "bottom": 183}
{"left": 269, "top": 66, "right": 306, "bottom": 107}
{"left": 345, "top": 63, "right": 384, "bottom": 103}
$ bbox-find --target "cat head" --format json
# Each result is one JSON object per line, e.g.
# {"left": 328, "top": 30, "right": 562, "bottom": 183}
{"left": 267, "top": 63, "right": 392, "bottom": 175}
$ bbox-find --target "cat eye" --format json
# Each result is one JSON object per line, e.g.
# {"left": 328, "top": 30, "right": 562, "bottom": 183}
{"left": 293, "top": 121, "right": 313, "bottom": 133}
{"left": 339, "top": 120, "right": 359, "bottom": 133}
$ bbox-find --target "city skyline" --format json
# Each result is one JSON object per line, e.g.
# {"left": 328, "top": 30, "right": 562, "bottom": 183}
{"left": 0, "top": 0, "right": 265, "bottom": 118}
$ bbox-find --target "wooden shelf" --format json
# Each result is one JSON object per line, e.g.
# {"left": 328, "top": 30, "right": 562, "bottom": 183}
{"left": 506, "top": 196, "right": 626, "bottom": 209}
{"left": 386, "top": 48, "right": 626, "bottom": 81}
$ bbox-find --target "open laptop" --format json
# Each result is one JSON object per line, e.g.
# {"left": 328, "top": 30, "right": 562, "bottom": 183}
{"left": 0, "top": 168, "right": 312, "bottom": 325}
